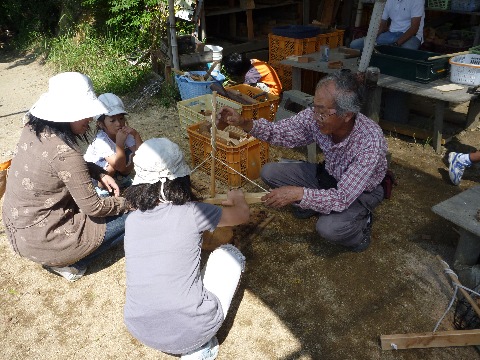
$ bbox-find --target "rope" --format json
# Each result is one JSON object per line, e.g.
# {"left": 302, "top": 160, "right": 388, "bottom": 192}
{"left": 213, "top": 155, "right": 269, "bottom": 192}
{"left": 433, "top": 260, "right": 480, "bottom": 332}
{"left": 190, "top": 152, "right": 268, "bottom": 193}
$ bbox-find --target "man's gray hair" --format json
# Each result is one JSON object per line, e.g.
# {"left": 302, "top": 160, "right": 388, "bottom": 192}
{"left": 316, "top": 70, "right": 363, "bottom": 116}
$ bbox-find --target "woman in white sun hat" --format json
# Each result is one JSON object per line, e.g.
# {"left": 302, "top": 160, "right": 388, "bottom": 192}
{"left": 84, "top": 93, "right": 143, "bottom": 196}
{"left": 123, "top": 138, "right": 250, "bottom": 360}
{"left": 1, "top": 72, "right": 128, "bottom": 282}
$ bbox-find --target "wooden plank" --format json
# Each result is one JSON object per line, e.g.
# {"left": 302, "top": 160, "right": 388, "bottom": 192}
{"left": 179, "top": 51, "right": 213, "bottom": 67}
{"left": 379, "top": 119, "right": 447, "bottom": 145}
{"left": 380, "top": 329, "right": 480, "bottom": 350}
{"left": 222, "top": 39, "right": 269, "bottom": 56}
{"left": 203, "top": 192, "right": 268, "bottom": 205}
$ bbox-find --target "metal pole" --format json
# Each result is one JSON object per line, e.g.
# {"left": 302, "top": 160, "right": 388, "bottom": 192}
{"left": 358, "top": 0, "right": 386, "bottom": 73}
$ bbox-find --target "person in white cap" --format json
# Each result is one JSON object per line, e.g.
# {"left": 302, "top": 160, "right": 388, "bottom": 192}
{"left": 84, "top": 93, "right": 143, "bottom": 196}
{"left": 2, "top": 72, "right": 129, "bottom": 282}
{"left": 122, "top": 138, "right": 250, "bottom": 360}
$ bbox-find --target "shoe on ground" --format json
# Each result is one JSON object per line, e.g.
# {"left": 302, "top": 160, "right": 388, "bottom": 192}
{"left": 181, "top": 336, "right": 219, "bottom": 360}
{"left": 292, "top": 207, "right": 318, "bottom": 219}
{"left": 350, "top": 214, "right": 373, "bottom": 253}
{"left": 448, "top": 152, "right": 469, "bottom": 186}
{"left": 43, "top": 265, "right": 86, "bottom": 282}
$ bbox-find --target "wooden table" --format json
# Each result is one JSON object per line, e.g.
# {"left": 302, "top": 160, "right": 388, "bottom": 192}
{"left": 280, "top": 48, "right": 480, "bottom": 154}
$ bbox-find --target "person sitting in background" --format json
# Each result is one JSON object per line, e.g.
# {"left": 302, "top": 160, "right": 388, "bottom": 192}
{"left": 216, "top": 70, "right": 388, "bottom": 253}
{"left": 84, "top": 93, "right": 143, "bottom": 197}
{"left": 2, "top": 72, "right": 128, "bottom": 282}
{"left": 349, "top": 0, "right": 425, "bottom": 51}
{"left": 123, "top": 138, "right": 250, "bottom": 359}
{"left": 448, "top": 151, "right": 480, "bottom": 185}
{"left": 222, "top": 52, "right": 283, "bottom": 96}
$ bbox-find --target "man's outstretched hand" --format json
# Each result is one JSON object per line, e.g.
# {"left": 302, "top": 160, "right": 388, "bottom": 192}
{"left": 261, "top": 186, "right": 304, "bottom": 208}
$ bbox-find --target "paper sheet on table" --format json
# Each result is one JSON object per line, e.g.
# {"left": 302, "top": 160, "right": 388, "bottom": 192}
{"left": 434, "top": 84, "right": 464, "bottom": 92}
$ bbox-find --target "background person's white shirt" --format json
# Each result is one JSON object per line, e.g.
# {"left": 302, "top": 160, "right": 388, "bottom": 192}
{"left": 382, "top": 0, "right": 425, "bottom": 42}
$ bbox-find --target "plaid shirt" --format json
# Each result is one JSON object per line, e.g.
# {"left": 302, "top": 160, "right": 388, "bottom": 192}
{"left": 250, "top": 109, "right": 388, "bottom": 214}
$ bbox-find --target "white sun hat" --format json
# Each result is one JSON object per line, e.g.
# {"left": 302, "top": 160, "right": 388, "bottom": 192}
{"left": 132, "top": 138, "right": 191, "bottom": 186}
{"left": 94, "top": 93, "right": 127, "bottom": 121}
{"left": 29, "top": 72, "right": 108, "bottom": 123}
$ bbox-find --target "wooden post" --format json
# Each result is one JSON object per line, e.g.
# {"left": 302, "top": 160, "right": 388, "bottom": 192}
{"left": 210, "top": 91, "right": 218, "bottom": 198}
{"left": 246, "top": 9, "right": 254, "bottom": 40}
{"left": 168, "top": 0, "right": 180, "bottom": 70}
{"left": 363, "top": 67, "right": 381, "bottom": 123}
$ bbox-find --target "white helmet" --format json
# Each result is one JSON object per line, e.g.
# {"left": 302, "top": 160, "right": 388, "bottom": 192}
{"left": 94, "top": 93, "right": 127, "bottom": 120}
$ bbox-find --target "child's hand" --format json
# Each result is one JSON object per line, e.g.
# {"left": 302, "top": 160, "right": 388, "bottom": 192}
{"left": 221, "top": 189, "right": 246, "bottom": 206}
{"left": 115, "top": 127, "right": 128, "bottom": 146}
{"left": 121, "top": 125, "right": 138, "bottom": 137}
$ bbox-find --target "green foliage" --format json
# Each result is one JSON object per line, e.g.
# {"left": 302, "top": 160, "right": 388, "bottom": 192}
{"left": 47, "top": 26, "right": 150, "bottom": 95}
{"left": 1, "top": 0, "right": 61, "bottom": 35}
{"left": 82, "top": 0, "right": 170, "bottom": 51}
{"left": 156, "top": 81, "right": 181, "bottom": 108}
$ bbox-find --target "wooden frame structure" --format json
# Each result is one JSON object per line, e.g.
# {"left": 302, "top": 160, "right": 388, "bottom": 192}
{"left": 199, "top": 91, "right": 268, "bottom": 205}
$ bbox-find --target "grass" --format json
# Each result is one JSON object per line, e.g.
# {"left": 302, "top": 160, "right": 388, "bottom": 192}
{"left": 47, "top": 30, "right": 150, "bottom": 96}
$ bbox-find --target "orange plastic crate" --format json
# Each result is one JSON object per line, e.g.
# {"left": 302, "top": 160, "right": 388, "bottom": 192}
{"left": 268, "top": 34, "right": 318, "bottom": 63}
{"left": 316, "top": 29, "right": 345, "bottom": 50}
{"left": 269, "top": 30, "right": 345, "bottom": 90}
{"left": 222, "top": 84, "right": 279, "bottom": 121}
{"left": 187, "top": 121, "right": 269, "bottom": 187}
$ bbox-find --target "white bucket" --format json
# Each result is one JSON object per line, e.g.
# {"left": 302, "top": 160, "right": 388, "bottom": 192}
{"left": 205, "top": 44, "right": 223, "bottom": 71}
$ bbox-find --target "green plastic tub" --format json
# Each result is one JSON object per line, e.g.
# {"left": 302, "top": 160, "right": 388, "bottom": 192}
{"left": 369, "top": 45, "right": 449, "bottom": 83}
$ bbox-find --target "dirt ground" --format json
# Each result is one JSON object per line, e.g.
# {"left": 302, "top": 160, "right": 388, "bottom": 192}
{"left": 1, "top": 51, "right": 480, "bottom": 360}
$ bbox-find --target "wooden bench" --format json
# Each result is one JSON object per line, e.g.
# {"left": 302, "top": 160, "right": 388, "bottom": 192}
{"left": 431, "top": 186, "right": 480, "bottom": 290}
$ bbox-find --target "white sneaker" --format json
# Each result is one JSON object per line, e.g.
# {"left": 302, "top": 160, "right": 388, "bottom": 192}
{"left": 43, "top": 265, "right": 86, "bottom": 282}
{"left": 181, "top": 336, "right": 219, "bottom": 360}
{"left": 448, "top": 152, "right": 470, "bottom": 186}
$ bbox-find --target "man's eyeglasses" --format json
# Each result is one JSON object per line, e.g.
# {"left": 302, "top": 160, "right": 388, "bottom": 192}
{"left": 308, "top": 105, "right": 337, "bottom": 120}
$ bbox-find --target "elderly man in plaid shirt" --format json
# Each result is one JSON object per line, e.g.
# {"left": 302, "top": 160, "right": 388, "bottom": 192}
{"left": 217, "top": 70, "right": 388, "bottom": 252}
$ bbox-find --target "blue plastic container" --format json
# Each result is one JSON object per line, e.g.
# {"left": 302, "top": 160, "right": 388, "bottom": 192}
{"left": 175, "top": 71, "right": 225, "bottom": 100}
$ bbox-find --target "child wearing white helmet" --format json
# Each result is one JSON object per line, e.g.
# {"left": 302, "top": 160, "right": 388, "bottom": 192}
{"left": 84, "top": 93, "right": 143, "bottom": 196}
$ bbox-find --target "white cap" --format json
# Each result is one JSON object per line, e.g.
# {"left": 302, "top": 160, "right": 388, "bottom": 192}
{"left": 132, "top": 138, "right": 191, "bottom": 186}
{"left": 94, "top": 93, "right": 127, "bottom": 121}
{"left": 30, "top": 72, "right": 108, "bottom": 123}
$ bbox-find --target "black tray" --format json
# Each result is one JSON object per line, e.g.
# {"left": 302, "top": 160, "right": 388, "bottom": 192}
{"left": 369, "top": 45, "right": 449, "bottom": 83}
